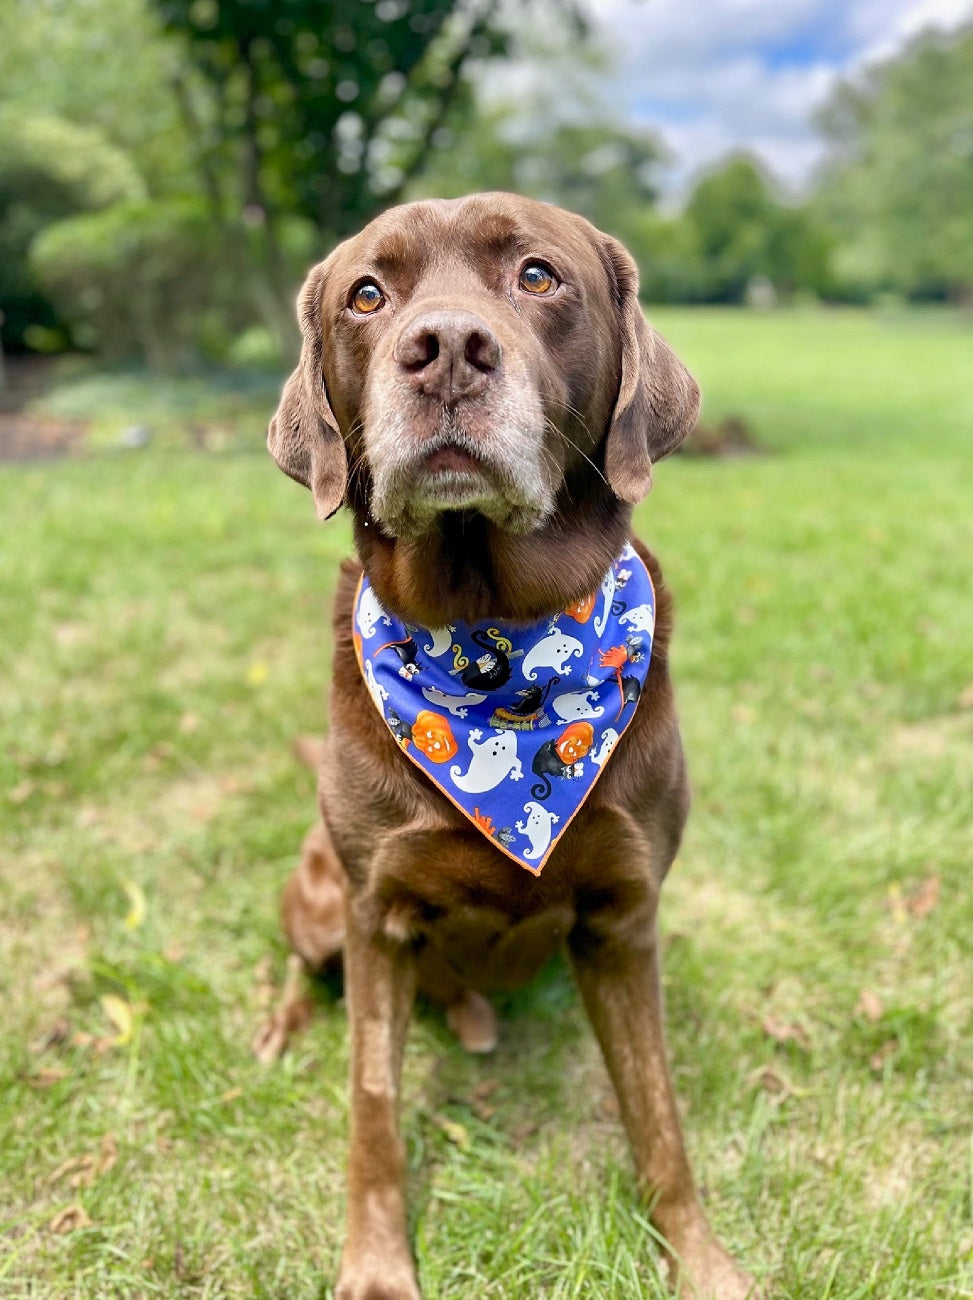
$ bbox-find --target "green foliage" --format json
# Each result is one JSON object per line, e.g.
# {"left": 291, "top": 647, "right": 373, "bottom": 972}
{"left": 0, "top": 110, "right": 148, "bottom": 347}
{"left": 414, "top": 110, "right": 663, "bottom": 237}
{"left": 151, "top": 0, "right": 583, "bottom": 240}
{"left": 31, "top": 200, "right": 232, "bottom": 368}
{"left": 818, "top": 22, "right": 973, "bottom": 299}
{"left": 668, "top": 157, "right": 833, "bottom": 303}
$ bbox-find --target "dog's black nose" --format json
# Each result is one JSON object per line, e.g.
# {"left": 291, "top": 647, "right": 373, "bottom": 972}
{"left": 394, "top": 310, "right": 501, "bottom": 404}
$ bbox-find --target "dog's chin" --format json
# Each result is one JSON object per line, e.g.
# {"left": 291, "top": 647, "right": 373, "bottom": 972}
{"left": 372, "top": 460, "right": 552, "bottom": 541}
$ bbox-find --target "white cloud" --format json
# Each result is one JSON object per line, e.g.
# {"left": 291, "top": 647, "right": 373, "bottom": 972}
{"left": 581, "top": 0, "right": 973, "bottom": 194}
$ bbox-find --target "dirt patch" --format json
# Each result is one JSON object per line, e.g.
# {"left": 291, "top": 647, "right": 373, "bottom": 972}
{"left": 680, "top": 415, "right": 762, "bottom": 457}
{"left": 0, "top": 412, "right": 87, "bottom": 461}
{"left": 0, "top": 356, "right": 86, "bottom": 460}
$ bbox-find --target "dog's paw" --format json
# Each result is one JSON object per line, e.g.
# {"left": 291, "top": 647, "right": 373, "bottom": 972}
{"left": 670, "top": 1242, "right": 759, "bottom": 1300}
{"left": 336, "top": 1256, "right": 420, "bottom": 1300}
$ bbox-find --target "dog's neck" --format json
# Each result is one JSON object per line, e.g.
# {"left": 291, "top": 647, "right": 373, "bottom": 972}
{"left": 352, "top": 485, "right": 633, "bottom": 627}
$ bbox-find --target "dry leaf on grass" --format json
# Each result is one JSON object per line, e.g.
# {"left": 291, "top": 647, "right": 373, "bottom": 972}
{"left": 30, "top": 1017, "right": 72, "bottom": 1053}
{"left": 122, "top": 880, "right": 147, "bottom": 930}
{"left": 30, "top": 1067, "right": 68, "bottom": 1089}
{"left": 292, "top": 735, "right": 327, "bottom": 769}
{"left": 434, "top": 1114, "right": 471, "bottom": 1149}
{"left": 470, "top": 1078, "right": 500, "bottom": 1121}
{"left": 762, "top": 1014, "right": 811, "bottom": 1050}
{"left": 907, "top": 875, "right": 940, "bottom": 919}
{"left": 870, "top": 1040, "right": 898, "bottom": 1072}
{"left": 100, "top": 995, "right": 135, "bottom": 1045}
{"left": 48, "top": 1205, "right": 92, "bottom": 1234}
{"left": 749, "top": 1065, "right": 804, "bottom": 1098}
{"left": 49, "top": 1134, "right": 118, "bottom": 1189}
{"left": 855, "top": 990, "right": 884, "bottom": 1023}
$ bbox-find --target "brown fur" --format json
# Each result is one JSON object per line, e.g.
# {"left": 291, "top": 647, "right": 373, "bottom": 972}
{"left": 266, "top": 194, "right": 756, "bottom": 1299}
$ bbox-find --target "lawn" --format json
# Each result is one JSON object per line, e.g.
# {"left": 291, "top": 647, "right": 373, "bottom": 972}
{"left": 1, "top": 307, "right": 971, "bottom": 1298}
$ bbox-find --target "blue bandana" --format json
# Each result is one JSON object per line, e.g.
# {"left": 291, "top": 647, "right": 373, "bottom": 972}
{"left": 353, "top": 543, "right": 655, "bottom": 875}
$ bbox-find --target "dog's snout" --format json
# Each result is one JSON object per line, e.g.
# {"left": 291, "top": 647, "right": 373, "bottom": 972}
{"left": 394, "top": 310, "right": 501, "bottom": 403}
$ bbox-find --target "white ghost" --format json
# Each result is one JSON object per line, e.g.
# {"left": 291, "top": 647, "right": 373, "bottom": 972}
{"left": 522, "top": 631, "right": 584, "bottom": 681}
{"left": 591, "top": 728, "right": 620, "bottom": 768}
{"left": 449, "top": 729, "right": 523, "bottom": 793}
{"left": 618, "top": 603, "right": 655, "bottom": 635}
{"left": 357, "top": 586, "right": 391, "bottom": 639}
{"left": 551, "top": 687, "right": 604, "bottom": 722}
{"left": 420, "top": 685, "right": 488, "bottom": 718}
{"left": 515, "top": 801, "right": 560, "bottom": 862}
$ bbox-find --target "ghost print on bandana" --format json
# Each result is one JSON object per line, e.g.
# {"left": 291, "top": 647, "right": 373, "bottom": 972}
{"left": 353, "top": 544, "right": 655, "bottom": 874}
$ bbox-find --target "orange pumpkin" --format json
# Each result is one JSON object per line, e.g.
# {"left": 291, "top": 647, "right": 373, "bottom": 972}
{"left": 411, "top": 710, "right": 458, "bottom": 763}
{"left": 565, "top": 591, "right": 596, "bottom": 623}
{"left": 555, "top": 721, "right": 594, "bottom": 764}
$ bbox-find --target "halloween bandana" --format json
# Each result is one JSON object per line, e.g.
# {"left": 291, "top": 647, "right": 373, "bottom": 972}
{"left": 353, "top": 543, "right": 655, "bottom": 875}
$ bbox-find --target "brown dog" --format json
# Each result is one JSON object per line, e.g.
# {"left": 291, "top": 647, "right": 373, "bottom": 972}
{"left": 266, "top": 193, "right": 756, "bottom": 1299}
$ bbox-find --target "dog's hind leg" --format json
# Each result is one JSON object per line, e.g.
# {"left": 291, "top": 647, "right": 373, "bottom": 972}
{"left": 253, "top": 820, "right": 346, "bottom": 1063}
{"left": 281, "top": 819, "right": 347, "bottom": 969}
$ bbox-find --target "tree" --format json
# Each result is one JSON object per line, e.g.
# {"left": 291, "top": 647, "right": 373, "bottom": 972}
{"left": 150, "top": 0, "right": 584, "bottom": 242}
{"left": 411, "top": 108, "right": 664, "bottom": 240}
{"left": 677, "top": 157, "right": 831, "bottom": 303}
{"left": 817, "top": 22, "right": 973, "bottom": 300}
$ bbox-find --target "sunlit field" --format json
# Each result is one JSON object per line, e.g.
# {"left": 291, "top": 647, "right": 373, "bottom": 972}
{"left": 2, "top": 307, "right": 971, "bottom": 1298}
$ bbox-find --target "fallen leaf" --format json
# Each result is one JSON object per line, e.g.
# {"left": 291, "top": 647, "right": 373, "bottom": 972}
{"left": 292, "top": 735, "right": 326, "bottom": 769}
{"left": 749, "top": 1065, "right": 801, "bottom": 1097}
{"left": 30, "top": 1017, "right": 72, "bottom": 1053}
{"left": 762, "top": 1014, "right": 810, "bottom": 1050}
{"left": 855, "top": 990, "right": 884, "bottom": 1023}
{"left": 220, "top": 1087, "right": 243, "bottom": 1103}
{"left": 886, "top": 883, "right": 908, "bottom": 926}
{"left": 98, "top": 1133, "right": 118, "bottom": 1177}
{"left": 100, "top": 995, "right": 134, "bottom": 1045}
{"left": 434, "top": 1115, "right": 471, "bottom": 1150}
{"left": 49, "top": 1155, "right": 84, "bottom": 1185}
{"left": 50, "top": 1135, "right": 116, "bottom": 1189}
{"left": 122, "top": 880, "right": 147, "bottom": 930}
{"left": 30, "top": 1067, "right": 68, "bottom": 1089}
{"left": 907, "top": 875, "right": 940, "bottom": 919}
{"left": 870, "top": 1040, "right": 897, "bottom": 1072}
{"left": 48, "top": 1205, "right": 92, "bottom": 1234}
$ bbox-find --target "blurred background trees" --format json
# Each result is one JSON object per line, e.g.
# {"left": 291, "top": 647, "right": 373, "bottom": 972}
{"left": 1, "top": 0, "right": 971, "bottom": 371}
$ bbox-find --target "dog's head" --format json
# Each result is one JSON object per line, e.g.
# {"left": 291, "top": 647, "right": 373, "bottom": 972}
{"left": 269, "top": 193, "right": 699, "bottom": 541}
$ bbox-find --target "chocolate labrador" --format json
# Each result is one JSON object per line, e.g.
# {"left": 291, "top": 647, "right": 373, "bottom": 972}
{"left": 266, "top": 193, "right": 756, "bottom": 1299}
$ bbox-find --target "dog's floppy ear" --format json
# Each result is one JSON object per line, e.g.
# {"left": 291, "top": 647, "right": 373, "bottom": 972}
{"left": 268, "top": 260, "right": 347, "bottom": 521}
{"left": 602, "top": 237, "right": 700, "bottom": 504}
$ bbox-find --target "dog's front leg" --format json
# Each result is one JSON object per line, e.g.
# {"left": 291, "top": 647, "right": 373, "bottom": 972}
{"left": 337, "top": 894, "right": 419, "bottom": 1300}
{"left": 569, "top": 915, "right": 756, "bottom": 1299}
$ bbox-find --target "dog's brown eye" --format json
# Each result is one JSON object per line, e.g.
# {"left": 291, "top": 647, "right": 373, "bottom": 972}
{"left": 519, "top": 264, "right": 556, "bottom": 295}
{"left": 351, "top": 281, "right": 385, "bottom": 314}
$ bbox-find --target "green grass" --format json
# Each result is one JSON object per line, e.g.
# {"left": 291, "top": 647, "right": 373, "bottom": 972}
{"left": 2, "top": 306, "right": 971, "bottom": 1297}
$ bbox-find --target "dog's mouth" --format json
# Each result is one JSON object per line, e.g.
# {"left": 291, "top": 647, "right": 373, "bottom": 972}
{"left": 422, "top": 444, "right": 483, "bottom": 477}
{"left": 365, "top": 401, "right": 557, "bottom": 539}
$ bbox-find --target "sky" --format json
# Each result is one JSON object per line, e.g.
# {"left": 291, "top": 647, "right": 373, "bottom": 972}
{"left": 583, "top": 0, "right": 973, "bottom": 194}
